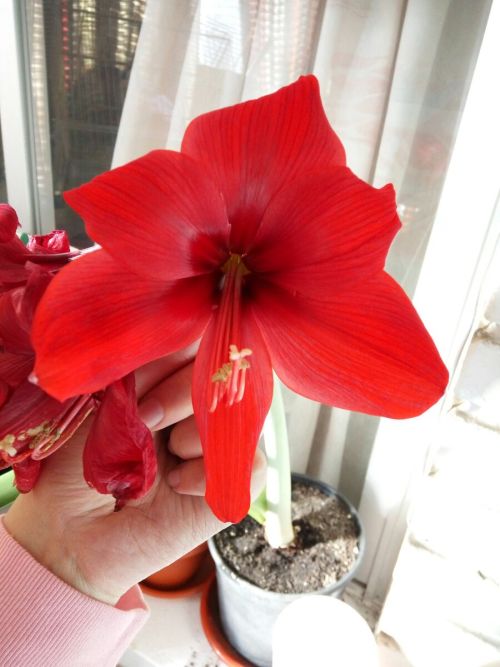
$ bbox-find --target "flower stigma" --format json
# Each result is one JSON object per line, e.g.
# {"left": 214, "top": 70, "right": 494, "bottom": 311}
{"left": 209, "top": 254, "right": 253, "bottom": 412}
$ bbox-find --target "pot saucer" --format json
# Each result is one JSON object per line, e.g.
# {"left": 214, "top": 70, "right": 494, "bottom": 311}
{"left": 140, "top": 552, "right": 214, "bottom": 599}
{"left": 200, "top": 575, "right": 256, "bottom": 667}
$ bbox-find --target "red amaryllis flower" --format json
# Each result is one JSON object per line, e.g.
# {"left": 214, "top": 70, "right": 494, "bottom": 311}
{"left": 0, "top": 213, "right": 155, "bottom": 499}
{"left": 32, "top": 76, "right": 448, "bottom": 522}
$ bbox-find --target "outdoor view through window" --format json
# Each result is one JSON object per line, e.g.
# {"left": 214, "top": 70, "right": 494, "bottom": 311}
{"left": 43, "top": 0, "right": 146, "bottom": 247}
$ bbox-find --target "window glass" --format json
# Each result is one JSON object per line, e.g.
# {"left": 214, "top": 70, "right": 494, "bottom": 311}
{"left": 43, "top": 0, "right": 146, "bottom": 247}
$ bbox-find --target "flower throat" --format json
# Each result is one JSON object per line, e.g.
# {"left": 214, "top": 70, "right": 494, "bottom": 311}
{"left": 209, "top": 254, "right": 252, "bottom": 412}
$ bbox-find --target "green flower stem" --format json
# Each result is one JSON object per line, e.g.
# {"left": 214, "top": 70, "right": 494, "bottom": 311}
{"left": 262, "top": 373, "right": 294, "bottom": 548}
{"left": 0, "top": 470, "right": 18, "bottom": 509}
{"left": 247, "top": 488, "right": 267, "bottom": 525}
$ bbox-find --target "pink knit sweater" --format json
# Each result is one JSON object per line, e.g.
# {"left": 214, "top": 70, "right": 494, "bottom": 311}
{"left": 0, "top": 518, "right": 149, "bottom": 666}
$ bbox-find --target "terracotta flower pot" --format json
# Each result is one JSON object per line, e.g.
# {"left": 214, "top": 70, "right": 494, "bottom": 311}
{"left": 140, "top": 542, "right": 213, "bottom": 598}
{"left": 206, "top": 474, "right": 365, "bottom": 667}
{"left": 201, "top": 575, "right": 254, "bottom": 667}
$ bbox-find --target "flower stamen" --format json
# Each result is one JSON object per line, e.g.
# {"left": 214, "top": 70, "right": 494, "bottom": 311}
{"left": 210, "top": 345, "right": 252, "bottom": 412}
{"left": 32, "top": 394, "right": 95, "bottom": 459}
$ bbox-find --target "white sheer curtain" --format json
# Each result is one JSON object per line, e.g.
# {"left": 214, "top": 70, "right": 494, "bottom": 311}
{"left": 112, "top": 0, "right": 491, "bottom": 525}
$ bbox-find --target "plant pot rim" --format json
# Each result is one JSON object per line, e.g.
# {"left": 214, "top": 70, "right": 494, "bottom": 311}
{"left": 209, "top": 472, "right": 366, "bottom": 599}
{"left": 200, "top": 574, "right": 254, "bottom": 667}
{"left": 140, "top": 548, "right": 214, "bottom": 598}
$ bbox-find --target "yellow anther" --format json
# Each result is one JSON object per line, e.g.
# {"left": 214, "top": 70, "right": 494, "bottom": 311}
{"left": 229, "top": 345, "right": 253, "bottom": 361}
{"left": 212, "top": 362, "right": 233, "bottom": 383}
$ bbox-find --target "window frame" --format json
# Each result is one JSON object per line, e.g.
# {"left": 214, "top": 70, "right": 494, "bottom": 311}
{"left": 0, "top": 0, "right": 54, "bottom": 234}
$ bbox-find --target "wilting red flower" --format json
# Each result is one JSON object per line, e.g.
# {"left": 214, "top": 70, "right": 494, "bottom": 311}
{"left": 26, "top": 229, "right": 71, "bottom": 254}
{"left": 0, "top": 215, "right": 82, "bottom": 489}
{"left": 0, "top": 214, "right": 155, "bottom": 499}
{"left": 0, "top": 204, "right": 78, "bottom": 293}
{"left": 33, "top": 76, "right": 448, "bottom": 522}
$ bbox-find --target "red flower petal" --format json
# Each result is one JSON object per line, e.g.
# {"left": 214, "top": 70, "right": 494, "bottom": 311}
{"left": 0, "top": 352, "right": 33, "bottom": 387}
{"left": 33, "top": 250, "right": 216, "bottom": 400}
{"left": 193, "top": 306, "right": 273, "bottom": 523}
{"left": 12, "top": 457, "right": 42, "bottom": 493}
{"left": 0, "top": 204, "right": 20, "bottom": 242}
{"left": 0, "top": 380, "right": 8, "bottom": 408}
{"left": 247, "top": 168, "right": 400, "bottom": 296}
{"left": 0, "top": 290, "right": 32, "bottom": 354}
{"left": 27, "top": 230, "right": 70, "bottom": 254}
{"left": 0, "top": 265, "right": 52, "bottom": 355}
{"left": 64, "top": 150, "right": 229, "bottom": 282}
{"left": 0, "top": 264, "right": 31, "bottom": 292}
{"left": 250, "top": 274, "right": 448, "bottom": 418}
{"left": 0, "top": 266, "right": 53, "bottom": 389}
{"left": 182, "top": 75, "right": 345, "bottom": 252}
{"left": 0, "top": 380, "right": 71, "bottom": 458}
{"left": 83, "top": 374, "right": 156, "bottom": 506}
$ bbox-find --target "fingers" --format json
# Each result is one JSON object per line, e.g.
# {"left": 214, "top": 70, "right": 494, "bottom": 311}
{"left": 166, "top": 457, "right": 205, "bottom": 495}
{"left": 134, "top": 341, "right": 198, "bottom": 399}
{"left": 168, "top": 416, "right": 201, "bottom": 459}
{"left": 167, "top": 416, "right": 267, "bottom": 499}
{"left": 167, "top": 442, "right": 267, "bottom": 501}
{"left": 137, "top": 362, "right": 193, "bottom": 430}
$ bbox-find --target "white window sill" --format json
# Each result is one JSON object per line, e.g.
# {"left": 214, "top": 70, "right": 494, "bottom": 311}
{"left": 121, "top": 581, "right": 410, "bottom": 667}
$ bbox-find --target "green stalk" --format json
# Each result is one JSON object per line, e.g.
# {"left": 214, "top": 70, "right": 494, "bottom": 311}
{"left": 262, "top": 373, "right": 294, "bottom": 548}
{"left": 0, "top": 470, "right": 18, "bottom": 509}
{"left": 247, "top": 488, "right": 267, "bottom": 525}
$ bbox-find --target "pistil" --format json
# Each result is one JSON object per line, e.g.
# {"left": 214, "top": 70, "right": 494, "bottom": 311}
{"left": 209, "top": 254, "right": 252, "bottom": 412}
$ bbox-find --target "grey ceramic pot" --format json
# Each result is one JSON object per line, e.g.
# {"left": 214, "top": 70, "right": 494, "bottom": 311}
{"left": 208, "top": 473, "right": 365, "bottom": 667}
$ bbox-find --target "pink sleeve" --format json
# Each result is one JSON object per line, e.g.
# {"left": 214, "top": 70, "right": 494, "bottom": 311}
{"left": 0, "top": 517, "right": 149, "bottom": 666}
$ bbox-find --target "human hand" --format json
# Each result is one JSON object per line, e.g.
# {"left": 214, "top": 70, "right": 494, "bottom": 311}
{"left": 4, "top": 345, "right": 266, "bottom": 605}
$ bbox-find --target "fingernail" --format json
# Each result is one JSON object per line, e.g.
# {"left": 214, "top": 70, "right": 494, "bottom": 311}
{"left": 138, "top": 397, "right": 164, "bottom": 429}
{"left": 167, "top": 469, "right": 180, "bottom": 489}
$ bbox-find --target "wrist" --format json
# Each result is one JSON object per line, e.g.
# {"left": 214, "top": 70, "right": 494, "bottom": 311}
{"left": 4, "top": 494, "right": 123, "bottom": 605}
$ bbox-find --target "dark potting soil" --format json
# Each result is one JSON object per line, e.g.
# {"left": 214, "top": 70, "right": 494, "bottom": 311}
{"left": 214, "top": 480, "right": 360, "bottom": 594}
